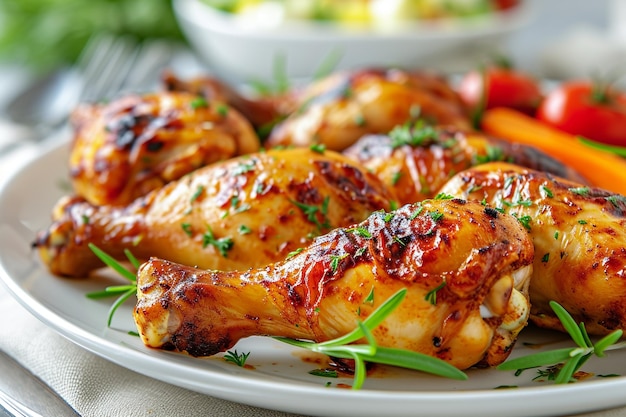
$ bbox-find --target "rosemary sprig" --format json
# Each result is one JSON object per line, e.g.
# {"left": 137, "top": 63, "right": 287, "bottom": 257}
{"left": 274, "top": 289, "right": 468, "bottom": 389}
{"left": 224, "top": 350, "right": 251, "bottom": 367}
{"left": 85, "top": 243, "right": 138, "bottom": 327}
{"left": 578, "top": 136, "right": 626, "bottom": 157}
{"left": 497, "top": 301, "right": 626, "bottom": 384}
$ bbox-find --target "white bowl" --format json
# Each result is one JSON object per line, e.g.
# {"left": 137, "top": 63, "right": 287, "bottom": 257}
{"left": 173, "top": 0, "right": 531, "bottom": 84}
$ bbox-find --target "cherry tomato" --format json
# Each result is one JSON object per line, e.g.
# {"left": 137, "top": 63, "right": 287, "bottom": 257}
{"left": 536, "top": 81, "right": 626, "bottom": 147}
{"left": 457, "top": 67, "right": 542, "bottom": 115}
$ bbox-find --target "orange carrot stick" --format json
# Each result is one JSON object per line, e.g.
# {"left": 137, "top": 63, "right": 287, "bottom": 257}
{"left": 481, "top": 107, "right": 626, "bottom": 195}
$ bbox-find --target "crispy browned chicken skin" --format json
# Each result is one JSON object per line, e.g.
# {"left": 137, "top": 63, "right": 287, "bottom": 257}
{"left": 440, "top": 162, "right": 626, "bottom": 335}
{"left": 69, "top": 91, "right": 260, "bottom": 206}
{"left": 134, "top": 199, "right": 534, "bottom": 370}
{"left": 265, "top": 68, "right": 471, "bottom": 151}
{"left": 343, "top": 125, "right": 588, "bottom": 206}
{"left": 35, "top": 148, "right": 394, "bottom": 278}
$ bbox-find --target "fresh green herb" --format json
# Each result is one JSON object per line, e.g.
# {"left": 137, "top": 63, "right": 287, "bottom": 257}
{"left": 238, "top": 224, "right": 252, "bottom": 235}
{"left": 354, "top": 247, "right": 367, "bottom": 257}
{"left": 286, "top": 247, "right": 304, "bottom": 260}
{"left": 569, "top": 187, "right": 590, "bottom": 196}
{"left": 512, "top": 213, "right": 532, "bottom": 231}
{"left": 425, "top": 282, "right": 446, "bottom": 305}
{"left": 329, "top": 253, "right": 349, "bottom": 273}
{"left": 578, "top": 136, "right": 626, "bottom": 157}
{"left": 346, "top": 226, "right": 372, "bottom": 239}
{"left": 224, "top": 350, "right": 250, "bottom": 367}
{"left": 578, "top": 219, "right": 588, "bottom": 225}
{"left": 429, "top": 210, "right": 444, "bottom": 222}
{"left": 354, "top": 114, "right": 366, "bottom": 127}
{"left": 391, "top": 171, "right": 402, "bottom": 186}
{"left": 364, "top": 288, "right": 375, "bottom": 305}
{"left": 202, "top": 226, "right": 234, "bottom": 257}
{"left": 606, "top": 195, "right": 626, "bottom": 208}
{"left": 190, "top": 185, "right": 205, "bottom": 203}
{"left": 232, "top": 160, "right": 256, "bottom": 176}
{"left": 554, "top": 231, "right": 559, "bottom": 240}
{"left": 389, "top": 120, "right": 439, "bottom": 149}
{"left": 216, "top": 104, "right": 229, "bottom": 117}
{"left": 309, "top": 369, "right": 338, "bottom": 378}
{"left": 310, "top": 143, "right": 326, "bottom": 154}
{"left": 541, "top": 185, "right": 554, "bottom": 198}
{"left": 497, "top": 301, "right": 626, "bottom": 384}
{"left": 191, "top": 97, "right": 209, "bottom": 109}
{"left": 181, "top": 222, "right": 193, "bottom": 236}
{"left": 475, "top": 145, "right": 505, "bottom": 164}
{"left": 384, "top": 212, "right": 395, "bottom": 222}
{"left": 275, "top": 289, "right": 468, "bottom": 389}
{"left": 291, "top": 197, "right": 331, "bottom": 232}
{"left": 85, "top": 244, "right": 138, "bottom": 327}
{"left": 81, "top": 214, "right": 90, "bottom": 225}
{"left": 541, "top": 253, "right": 550, "bottom": 263}
{"left": 434, "top": 193, "right": 454, "bottom": 200}
{"left": 128, "top": 330, "right": 140, "bottom": 337}
{"left": 312, "top": 49, "right": 342, "bottom": 80}
{"left": 410, "top": 205, "right": 424, "bottom": 220}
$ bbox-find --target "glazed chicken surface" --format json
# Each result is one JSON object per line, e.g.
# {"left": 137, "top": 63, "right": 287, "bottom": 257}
{"left": 134, "top": 199, "right": 534, "bottom": 370}
{"left": 69, "top": 91, "right": 260, "bottom": 206}
{"left": 264, "top": 68, "right": 472, "bottom": 151}
{"left": 439, "top": 162, "right": 626, "bottom": 335}
{"left": 343, "top": 125, "right": 587, "bottom": 205}
{"left": 35, "top": 148, "right": 393, "bottom": 278}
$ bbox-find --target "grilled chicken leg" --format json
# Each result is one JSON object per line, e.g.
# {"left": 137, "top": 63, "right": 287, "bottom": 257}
{"left": 343, "top": 125, "right": 587, "bottom": 206}
{"left": 69, "top": 91, "right": 260, "bottom": 206}
{"left": 265, "top": 68, "right": 471, "bottom": 151}
{"left": 35, "top": 148, "right": 393, "bottom": 278}
{"left": 134, "top": 199, "right": 534, "bottom": 370}
{"left": 440, "top": 162, "right": 626, "bottom": 335}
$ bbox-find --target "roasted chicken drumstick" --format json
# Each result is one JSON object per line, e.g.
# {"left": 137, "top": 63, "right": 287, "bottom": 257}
{"left": 343, "top": 125, "right": 587, "bottom": 205}
{"left": 440, "top": 162, "right": 626, "bottom": 335}
{"left": 134, "top": 199, "right": 534, "bottom": 370}
{"left": 35, "top": 148, "right": 393, "bottom": 278}
{"left": 69, "top": 91, "right": 260, "bottom": 206}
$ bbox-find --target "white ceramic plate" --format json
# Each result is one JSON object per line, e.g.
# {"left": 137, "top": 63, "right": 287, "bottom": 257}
{"left": 2, "top": 141, "right": 626, "bottom": 417}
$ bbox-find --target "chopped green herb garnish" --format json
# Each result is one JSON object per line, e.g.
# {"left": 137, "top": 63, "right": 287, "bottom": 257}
{"left": 346, "top": 226, "right": 372, "bottom": 239}
{"left": 309, "top": 369, "right": 338, "bottom": 378}
{"left": 329, "top": 253, "right": 349, "bottom": 273}
{"left": 364, "top": 287, "right": 374, "bottom": 305}
{"left": 541, "top": 253, "right": 550, "bottom": 263}
{"left": 391, "top": 171, "right": 402, "bottom": 186}
{"left": 216, "top": 104, "right": 229, "bottom": 117}
{"left": 578, "top": 219, "right": 588, "bottom": 225}
{"left": 190, "top": 185, "right": 205, "bottom": 203}
{"left": 238, "top": 224, "right": 252, "bottom": 235}
{"left": 202, "top": 226, "right": 234, "bottom": 257}
{"left": 541, "top": 185, "right": 554, "bottom": 198}
{"left": 291, "top": 196, "right": 331, "bottom": 232}
{"left": 181, "top": 222, "right": 193, "bottom": 236}
{"left": 569, "top": 187, "right": 590, "bottom": 196}
{"left": 310, "top": 143, "right": 326, "bottom": 154}
{"left": 286, "top": 247, "right": 304, "bottom": 260}
{"left": 425, "top": 282, "right": 446, "bottom": 305}
{"left": 191, "top": 97, "right": 208, "bottom": 109}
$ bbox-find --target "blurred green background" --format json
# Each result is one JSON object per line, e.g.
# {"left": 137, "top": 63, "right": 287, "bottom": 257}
{"left": 0, "top": 0, "right": 185, "bottom": 72}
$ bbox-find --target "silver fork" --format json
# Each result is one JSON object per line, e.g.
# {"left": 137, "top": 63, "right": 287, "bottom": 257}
{"left": 0, "top": 33, "right": 174, "bottom": 154}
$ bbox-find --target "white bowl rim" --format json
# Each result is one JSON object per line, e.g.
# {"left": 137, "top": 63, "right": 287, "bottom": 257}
{"left": 174, "top": 0, "right": 532, "bottom": 41}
